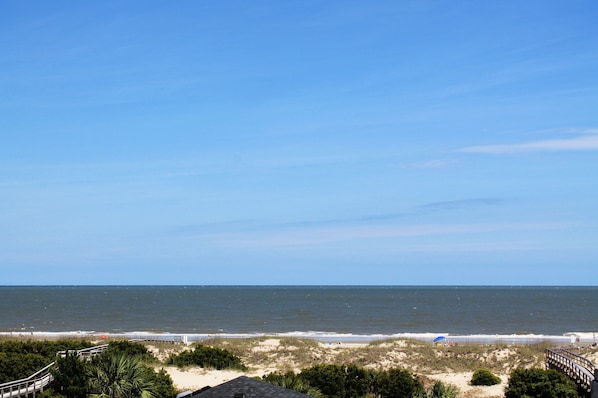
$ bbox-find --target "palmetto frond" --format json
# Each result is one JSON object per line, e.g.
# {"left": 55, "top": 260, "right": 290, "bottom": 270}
{"left": 88, "top": 353, "right": 156, "bottom": 398}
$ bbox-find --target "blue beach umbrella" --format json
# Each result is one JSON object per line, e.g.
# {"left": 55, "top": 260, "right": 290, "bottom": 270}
{"left": 433, "top": 336, "right": 446, "bottom": 343}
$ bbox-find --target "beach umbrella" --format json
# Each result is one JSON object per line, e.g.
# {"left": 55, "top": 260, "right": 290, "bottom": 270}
{"left": 433, "top": 336, "right": 446, "bottom": 343}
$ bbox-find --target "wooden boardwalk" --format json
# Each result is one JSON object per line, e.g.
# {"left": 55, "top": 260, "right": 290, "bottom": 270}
{"left": 0, "top": 344, "right": 108, "bottom": 398}
{"left": 546, "top": 348, "right": 598, "bottom": 397}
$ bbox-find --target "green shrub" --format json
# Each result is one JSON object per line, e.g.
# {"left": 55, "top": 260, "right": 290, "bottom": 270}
{"left": 0, "top": 340, "right": 93, "bottom": 384}
{"left": 148, "top": 367, "right": 178, "bottom": 398}
{"left": 262, "top": 371, "right": 323, "bottom": 397}
{"left": 0, "top": 352, "right": 49, "bottom": 383}
{"left": 429, "top": 380, "right": 459, "bottom": 398}
{"left": 0, "top": 340, "right": 91, "bottom": 357}
{"left": 375, "top": 368, "right": 426, "bottom": 398}
{"left": 505, "top": 368, "right": 578, "bottom": 398}
{"left": 104, "top": 340, "right": 156, "bottom": 362}
{"left": 297, "top": 364, "right": 425, "bottom": 398}
{"left": 300, "top": 364, "right": 372, "bottom": 398}
{"left": 50, "top": 352, "right": 89, "bottom": 398}
{"left": 471, "top": 368, "right": 501, "bottom": 386}
{"left": 37, "top": 390, "right": 67, "bottom": 398}
{"left": 167, "top": 344, "right": 247, "bottom": 370}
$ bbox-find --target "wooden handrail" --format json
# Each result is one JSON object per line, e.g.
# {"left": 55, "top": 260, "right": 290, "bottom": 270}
{"left": 0, "top": 361, "right": 55, "bottom": 389}
{"left": 553, "top": 348, "right": 597, "bottom": 374}
{"left": 57, "top": 343, "right": 109, "bottom": 358}
{"left": 0, "top": 369, "right": 54, "bottom": 398}
{"left": 546, "top": 348, "right": 597, "bottom": 394}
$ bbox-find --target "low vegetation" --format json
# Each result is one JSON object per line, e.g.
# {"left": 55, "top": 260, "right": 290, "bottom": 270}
{"left": 166, "top": 343, "right": 247, "bottom": 370}
{"left": 0, "top": 339, "right": 93, "bottom": 383}
{"left": 206, "top": 337, "right": 550, "bottom": 374}
{"left": 262, "top": 364, "right": 459, "bottom": 398}
{"left": 428, "top": 380, "right": 460, "bottom": 398}
{"left": 471, "top": 368, "right": 502, "bottom": 386}
{"left": 505, "top": 368, "right": 579, "bottom": 398}
{"left": 0, "top": 340, "right": 178, "bottom": 398}
{"left": 103, "top": 340, "right": 157, "bottom": 363}
{"left": 2, "top": 337, "right": 596, "bottom": 398}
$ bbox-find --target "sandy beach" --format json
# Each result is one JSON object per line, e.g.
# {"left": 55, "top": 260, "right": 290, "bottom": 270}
{"left": 144, "top": 337, "right": 579, "bottom": 398}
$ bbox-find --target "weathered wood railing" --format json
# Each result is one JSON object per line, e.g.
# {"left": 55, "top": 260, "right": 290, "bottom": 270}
{"left": 546, "top": 348, "right": 598, "bottom": 396}
{"left": 0, "top": 344, "right": 109, "bottom": 398}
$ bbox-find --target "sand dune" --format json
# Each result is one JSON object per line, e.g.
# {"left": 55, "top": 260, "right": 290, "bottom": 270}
{"left": 153, "top": 338, "right": 530, "bottom": 398}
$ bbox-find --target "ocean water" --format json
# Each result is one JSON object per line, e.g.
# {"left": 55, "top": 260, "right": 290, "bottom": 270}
{"left": 1, "top": 286, "right": 597, "bottom": 340}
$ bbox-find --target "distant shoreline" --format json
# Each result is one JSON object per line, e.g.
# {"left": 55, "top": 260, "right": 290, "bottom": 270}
{"left": 2, "top": 330, "right": 596, "bottom": 345}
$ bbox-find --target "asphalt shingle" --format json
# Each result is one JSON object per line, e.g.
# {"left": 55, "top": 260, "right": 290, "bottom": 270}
{"left": 191, "top": 376, "right": 312, "bottom": 398}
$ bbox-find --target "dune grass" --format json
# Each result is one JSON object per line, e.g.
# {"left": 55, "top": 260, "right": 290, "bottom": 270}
{"left": 189, "top": 337, "right": 554, "bottom": 375}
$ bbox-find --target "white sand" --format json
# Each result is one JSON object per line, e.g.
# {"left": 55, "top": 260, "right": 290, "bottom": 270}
{"left": 162, "top": 367, "right": 251, "bottom": 391}
{"left": 431, "top": 372, "right": 505, "bottom": 398}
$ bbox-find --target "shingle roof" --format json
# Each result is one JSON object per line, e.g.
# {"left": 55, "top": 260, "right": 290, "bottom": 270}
{"left": 191, "top": 376, "right": 312, "bottom": 398}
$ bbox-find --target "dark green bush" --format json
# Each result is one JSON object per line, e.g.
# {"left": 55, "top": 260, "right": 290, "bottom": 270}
{"left": 374, "top": 368, "right": 426, "bottom": 398}
{"left": 505, "top": 368, "right": 578, "bottom": 398}
{"left": 296, "top": 364, "right": 424, "bottom": 398}
{"left": 0, "top": 352, "right": 49, "bottom": 383}
{"left": 167, "top": 344, "right": 247, "bottom": 370}
{"left": 471, "top": 368, "right": 502, "bottom": 386}
{"left": 50, "top": 352, "right": 89, "bottom": 398}
{"left": 262, "top": 371, "right": 323, "bottom": 397}
{"left": 104, "top": 340, "right": 156, "bottom": 362}
{"left": 0, "top": 340, "right": 92, "bottom": 383}
{"left": 148, "top": 367, "right": 179, "bottom": 398}
{"left": 300, "top": 364, "right": 372, "bottom": 398}
{"left": 37, "top": 390, "right": 67, "bottom": 398}
{"left": 0, "top": 340, "right": 93, "bottom": 357}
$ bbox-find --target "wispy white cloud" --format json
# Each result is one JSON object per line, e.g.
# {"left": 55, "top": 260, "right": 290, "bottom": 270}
{"left": 171, "top": 197, "right": 503, "bottom": 235}
{"left": 396, "top": 159, "right": 456, "bottom": 169}
{"left": 198, "top": 222, "right": 570, "bottom": 249}
{"left": 389, "top": 240, "right": 558, "bottom": 253}
{"left": 419, "top": 198, "right": 501, "bottom": 212}
{"left": 460, "top": 129, "right": 598, "bottom": 154}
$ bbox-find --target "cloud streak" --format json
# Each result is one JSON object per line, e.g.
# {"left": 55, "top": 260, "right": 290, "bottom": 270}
{"left": 170, "top": 197, "right": 503, "bottom": 237}
{"left": 418, "top": 198, "right": 502, "bottom": 212}
{"left": 396, "top": 159, "right": 456, "bottom": 169}
{"left": 460, "top": 130, "right": 598, "bottom": 154}
{"left": 198, "top": 221, "right": 570, "bottom": 249}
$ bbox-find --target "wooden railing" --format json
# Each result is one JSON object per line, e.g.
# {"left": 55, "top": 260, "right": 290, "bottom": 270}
{"left": 57, "top": 344, "right": 109, "bottom": 359}
{"left": 546, "top": 348, "right": 597, "bottom": 395}
{"left": 0, "top": 344, "right": 109, "bottom": 398}
{"left": 0, "top": 362, "right": 55, "bottom": 398}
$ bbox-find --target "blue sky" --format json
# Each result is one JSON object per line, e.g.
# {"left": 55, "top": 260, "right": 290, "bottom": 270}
{"left": 2, "top": 1, "right": 597, "bottom": 285}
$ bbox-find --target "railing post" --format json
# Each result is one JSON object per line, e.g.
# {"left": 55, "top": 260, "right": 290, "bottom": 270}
{"left": 591, "top": 369, "right": 598, "bottom": 398}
